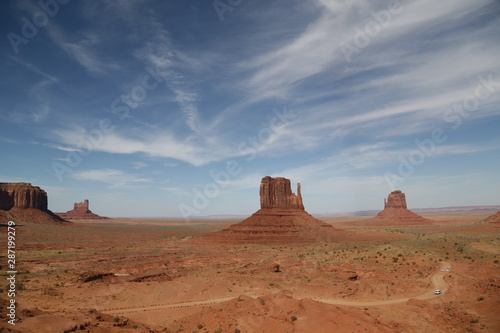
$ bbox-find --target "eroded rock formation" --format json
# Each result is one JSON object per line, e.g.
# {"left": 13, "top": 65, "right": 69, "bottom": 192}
{"left": 57, "top": 199, "right": 109, "bottom": 220}
{"left": 204, "top": 176, "right": 346, "bottom": 243}
{"left": 260, "top": 176, "right": 304, "bottom": 210}
{"left": 0, "top": 182, "right": 67, "bottom": 224}
{"left": 384, "top": 190, "right": 407, "bottom": 209}
{"left": 0, "top": 182, "right": 48, "bottom": 210}
{"left": 484, "top": 211, "right": 500, "bottom": 223}
{"left": 374, "top": 190, "right": 432, "bottom": 225}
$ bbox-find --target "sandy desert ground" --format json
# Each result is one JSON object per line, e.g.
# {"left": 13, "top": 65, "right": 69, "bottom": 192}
{"left": 1, "top": 211, "right": 499, "bottom": 333}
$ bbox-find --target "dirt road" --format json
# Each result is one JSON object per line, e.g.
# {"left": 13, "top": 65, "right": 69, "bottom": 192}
{"left": 101, "top": 262, "right": 451, "bottom": 315}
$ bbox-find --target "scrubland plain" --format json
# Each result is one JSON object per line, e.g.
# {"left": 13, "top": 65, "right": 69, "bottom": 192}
{"left": 1, "top": 211, "right": 499, "bottom": 333}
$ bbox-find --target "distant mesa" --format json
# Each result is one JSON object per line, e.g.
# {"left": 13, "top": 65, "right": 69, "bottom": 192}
{"left": 372, "top": 190, "right": 433, "bottom": 225}
{"left": 484, "top": 211, "right": 500, "bottom": 223}
{"left": 203, "top": 176, "right": 346, "bottom": 243}
{"left": 56, "top": 199, "right": 109, "bottom": 220}
{"left": 0, "top": 182, "right": 68, "bottom": 225}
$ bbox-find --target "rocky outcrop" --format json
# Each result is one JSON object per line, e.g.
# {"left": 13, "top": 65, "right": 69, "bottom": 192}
{"left": 384, "top": 190, "right": 407, "bottom": 209}
{"left": 0, "top": 183, "right": 67, "bottom": 224}
{"left": 373, "top": 190, "right": 432, "bottom": 226}
{"left": 0, "top": 182, "right": 48, "bottom": 210}
{"left": 260, "top": 176, "right": 304, "bottom": 210}
{"left": 203, "top": 176, "right": 346, "bottom": 243}
{"left": 484, "top": 211, "right": 500, "bottom": 223}
{"left": 57, "top": 199, "right": 109, "bottom": 220}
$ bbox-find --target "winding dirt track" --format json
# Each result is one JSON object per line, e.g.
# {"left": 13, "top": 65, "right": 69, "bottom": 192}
{"left": 101, "top": 262, "right": 451, "bottom": 315}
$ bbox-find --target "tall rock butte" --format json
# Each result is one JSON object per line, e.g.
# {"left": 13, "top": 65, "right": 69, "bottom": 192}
{"left": 0, "top": 182, "right": 67, "bottom": 224}
{"left": 374, "top": 190, "right": 432, "bottom": 225}
{"left": 204, "top": 176, "right": 345, "bottom": 243}
{"left": 56, "top": 199, "right": 109, "bottom": 220}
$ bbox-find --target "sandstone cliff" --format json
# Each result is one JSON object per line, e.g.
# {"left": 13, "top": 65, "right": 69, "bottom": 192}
{"left": 0, "top": 182, "right": 48, "bottom": 210}
{"left": 384, "top": 190, "right": 407, "bottom": 209}
{"left": 0, "top": 183, "right": 67, "bottom": 224}
{"left": 260, "top": 176, "right": 304, "bottom": 210}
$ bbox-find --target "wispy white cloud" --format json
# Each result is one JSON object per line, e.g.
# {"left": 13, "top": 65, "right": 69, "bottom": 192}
{"left": 71, "top": 169, "right": 153, "bottom": 188}
{"left": 131, "top": 161, "right": 148, "bottom": 169}
{"left": 6, "top": 56, "right": 59, "bottom": 83}
{"left": 47, "top": 25, "right": 117, "bottom": 75}
{"left": 43, "top": 143, "right": 81, "bottom": 152}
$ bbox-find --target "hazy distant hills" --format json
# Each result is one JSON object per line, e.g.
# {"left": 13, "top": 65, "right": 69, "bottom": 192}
{"left": 198, "top": 205, "right": 500, "bottom": 220}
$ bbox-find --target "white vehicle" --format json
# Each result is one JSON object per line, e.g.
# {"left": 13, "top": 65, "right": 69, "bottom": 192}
{"left": 434, "top": 290, "right": 442, "bottom": 295}
{"left": 440, "top": 269, "right": 444, "bottom": 272}
{"left": 447, "top": 266, "right": 451, "bottom": 269}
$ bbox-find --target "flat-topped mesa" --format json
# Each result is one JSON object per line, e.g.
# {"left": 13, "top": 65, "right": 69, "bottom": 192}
{"left": 384, "top": 190, "right": 407, "bottom": 209}
{"left": 0, "top": 182, "right": 67, "bottom": 224}
{"left": 260, "top": 176, "right": 304, "bottom": 210}
{"left": 0, "top": 182, "right": 48, "bottom": 210}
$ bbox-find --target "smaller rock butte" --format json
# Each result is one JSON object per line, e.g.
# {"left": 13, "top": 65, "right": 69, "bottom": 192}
{"left": 0, "top": 182, "right": 67, "bottom": 224}
{"left": 374, "top": 190, "right": 432, "bottom": 225}
{"left": 484, "top": 211, "right": 500, "bottom": 223}
{"left": 204, "top": 176, "right": 346, "bottom": 243}
{"left": 57, "top": 199, "right": 109, "bottom": 220}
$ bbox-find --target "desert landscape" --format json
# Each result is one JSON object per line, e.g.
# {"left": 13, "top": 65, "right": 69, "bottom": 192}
{"left": 2, "top": 1, "right": 499, "bottom": 332}
{"left": 1, "top": 180, "right": 499, "bottom": 333}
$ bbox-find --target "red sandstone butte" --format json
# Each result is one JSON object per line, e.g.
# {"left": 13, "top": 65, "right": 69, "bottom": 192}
{"left": 0, "top": 182, "right": 68, "bottom": 224}
{"left": 57, "top": 199, "right": 109, "bottom": 220}
{"left": 204, "top": 176, "right": 345, "bottom": 243}
{"left": 373, "top": 190, "right": 433, "bottom": 225}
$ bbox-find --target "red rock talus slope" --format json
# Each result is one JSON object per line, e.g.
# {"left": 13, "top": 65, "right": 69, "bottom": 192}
{"left": 0, "top": 182, "right": 68, "bottom": 224}
{"left": 484, "top": 211, "right": 500, "bottom": 223}
{"left": 372, "top": 190, "right": 433, "bottom": 226}
{"left": 204, "top": 176, "right": 345, "bottom": 243}
{"left": 56, "top": 199, "right": 109, "bottom": 220}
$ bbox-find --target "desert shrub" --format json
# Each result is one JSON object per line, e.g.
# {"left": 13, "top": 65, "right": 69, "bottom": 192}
{"left": 197, "top": 323, "right": 204, "bottom": 329}
{"left": 477, "top": 296, "right": 484, "bottom": 301}
{"left": 113, "top": 317, "right": 120, "bottom": 323}
{"left": 235, "top": 329, "right": 241, "bottom": 333}
{"left": 291, "top": 316, "right": 297, "bottom": 322}
{"left": 470, "top": 318, "right": 479, "bottom": 323}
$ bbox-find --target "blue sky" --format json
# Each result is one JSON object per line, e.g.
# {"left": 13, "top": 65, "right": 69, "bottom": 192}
{"left": 1, "top": 0, "right": 499, "bottom": 218}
